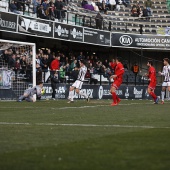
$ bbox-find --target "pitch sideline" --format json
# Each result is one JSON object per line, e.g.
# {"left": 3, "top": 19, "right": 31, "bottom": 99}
{"left": 0, "top": 122, "right": 169, "bottom": 129}
{"left": 0, "top": 102, "right": 152, "bottom": 109}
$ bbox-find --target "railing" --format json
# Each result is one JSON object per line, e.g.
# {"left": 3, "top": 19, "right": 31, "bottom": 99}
{"left": 4, "top": 0, "right": 170, "bottom": 34}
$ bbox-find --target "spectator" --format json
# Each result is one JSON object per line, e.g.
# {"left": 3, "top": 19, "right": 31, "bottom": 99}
{"left": 105, "top": 0, "right": 109, "bottom": 8}
{"left": 59, "top": 65, "right": 66, "bottom": 83}
{"left": 65, "top": 63, "right": 70, "bottom": 72}
{"left": 41, "top": 54, "right": 49, "bottom": 72}
{"left": 82, "top": 0, "right": 88, "bottom": 7}
{"left": 96, "top": 0, "right": 103, "bottom": 10}
{"left": 95, "top": 12, "right": 103, "bottom": 30}
{"left": 8, "top": 54, "right": 16, "bottom": 69}
{"left": 48, "top": 3, "right": 56, "bottom": 20}
{"left": 103, "top": 59, "right": 109, "bottom": 68}
{"left": 143, "top": 6, "right": 148, "bottom": 17}
{"left": 2, "top": 49, "right": 12, "bottom": 63}
{"left": 132, "top": 62, "right": 139, "bottom": 75}
{"left": 50, "top": 55, "right": 60, "bottom": 71}
{"left": 15, "top": 0, "right": 26, "bottom": 13}
{"left": 36, "top": 63, "right": 42, "bottom": 82}
{"left": 60, "top": 0, "right": 67, "bottom": 19}
{"left": 138, "top": 7, "right": 143, "bottom": 17}
{"left": 35, "top": 54, "right": 41, "bottom": 66}
{"left": 95, "top": 61, "right": 104, "bottom": 74}
{"left": 47, "top": 49, "right": 53, "bottom": 65}
{"left": 14, "top": 59, "right": 21, "bottom": 76}
{"left": 77, "top": 52, "right": 85, "bottom": 62}
{"left": 131, "top": 6, "right": 138, "bottom": 17}
{"left": 109, "top": 0, "right": 116, "bottom": 10}
{"left": 51, "top": 71, "right": 59, "bottom": 100}
{"left": 86, "top": 59, "right": 91, "bottom": 68}
{"left": 116, "top": 0, "right": 127, "bottom": 11}
{"left": 136, "top": 3, "right": 140, "bottom": 14}
{"left": 42, "top": 0, "right": 49, "bottom": 11}
{"left": 37, "top": 5, "right": 49, "bottom": 19}
{"left": 103, "top": 65, "right": 112, "bottom": 79}
{"left": 70, "top": 66, "right": 79, "bottom": 81}
{"left": 60, "top": 53, "right": 66, "bottom": 66}
{"left": 82, "top": 0, "right": 94, "bottom": 10}
{"left": 54, "top": 0, "right": 62, "bottom": 20}
{"left": 70, "top": 59, "right": 77, "bottom": 71}
{"left": 20, "top": 55, "right": 27, "bottom": 74}
{"left": 144, "top": 0, "right": 152, "bottom": 16}
{"left": 9, "top": 0, "right": 20, "bottom": 14}
{"left": 32, "top": 0, "right": 41, "bottom": 14}
{"left": 89, "top": 63, "right": 98, "bottom": 84}
{"left": 101, "top": 0, "right": 108, "bottom": 14}
{"left": 91, "top": 0, "right": 99, "bottom": 11}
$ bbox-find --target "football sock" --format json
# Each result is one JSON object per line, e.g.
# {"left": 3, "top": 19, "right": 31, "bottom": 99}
{"left": 79, "top": 90, "right": 88, "bottom": 99}
{"left": 149, "top": 91, "right": 157, "bottom": 101}
{"left": 111, "top": 92, "right": 117, "bottom": 103}
{"left": 116, "top": 94, "right": 120, "bottom": 101}
{"left": 161, "top": 91, "right": 165, "bottom": 101}
{"left": 69, "top": 90, "right": 74, "bottom": 101}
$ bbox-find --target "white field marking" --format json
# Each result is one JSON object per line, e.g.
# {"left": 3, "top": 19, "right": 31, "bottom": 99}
{"left": 0, "top": 107, "right": 44, "bottom": 109}
{"left": 58, "top": 103, "right": 152, "bottom": 110}
{"left": 0, "top": 122, "right": 170, "bottom": 129}
{"left": 0, "top": 102, "right": 154, "bottom": 110}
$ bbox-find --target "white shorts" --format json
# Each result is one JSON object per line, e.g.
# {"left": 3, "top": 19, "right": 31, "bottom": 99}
{"left": 162, "top": 82, "right": 170, "bottom": 87}
{"left": 72, "top": 80, "right": 83, "bottom": 89}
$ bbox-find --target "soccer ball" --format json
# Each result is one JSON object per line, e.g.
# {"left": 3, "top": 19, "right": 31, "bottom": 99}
{"left": 41, "top": 88, "right": 45, "bottom": 95}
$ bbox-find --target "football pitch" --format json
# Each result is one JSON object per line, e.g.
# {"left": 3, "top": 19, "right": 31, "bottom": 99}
{"left": 0, "top": 99, "right": 170, "bottom": 170}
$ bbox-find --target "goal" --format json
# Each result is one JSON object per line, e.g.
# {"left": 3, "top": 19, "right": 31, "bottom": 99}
{"left": 0, "top": 39, "right": 36, "bottom": 100}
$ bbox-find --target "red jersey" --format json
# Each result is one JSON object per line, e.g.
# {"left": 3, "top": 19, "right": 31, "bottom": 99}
{"left": 110, "top": 62, "right": 117, "bottom": 70}
{"left": 114, "top": 62, "right": 125, "bottom": 80}
{"left": 51, "top": 59, "right": 60, "bottom": 70}
{"left": 148, "top": 66, "right": 156, "bottom": 82}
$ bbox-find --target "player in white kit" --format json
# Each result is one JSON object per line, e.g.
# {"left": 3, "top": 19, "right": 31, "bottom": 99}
{"left": 158, "top": 58, "right": 170, "bottom": 104}
{"left": 68, "top": 60, "right": 90, "bottom": 103}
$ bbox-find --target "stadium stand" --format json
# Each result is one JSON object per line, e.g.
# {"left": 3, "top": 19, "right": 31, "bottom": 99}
{"left": 0, "top": 0, "right": 165, "bottom": 88}
{"left": 0, "top": 0, "right": 169, "bottom": 34}
{"left": 70, "top": 0, "right": 170, "bottom": 34}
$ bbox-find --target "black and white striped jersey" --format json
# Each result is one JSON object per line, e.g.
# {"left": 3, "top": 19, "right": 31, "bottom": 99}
{"left": 161, "top": 65, "right": 170, "bottom": 82}
{"left": 77, "top": 65, "right": 87, "bottom": 81}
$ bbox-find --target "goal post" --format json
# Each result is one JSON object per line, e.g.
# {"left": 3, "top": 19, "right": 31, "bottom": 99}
{"left": 0, "top": 39, "right": 36, "bottom": 100}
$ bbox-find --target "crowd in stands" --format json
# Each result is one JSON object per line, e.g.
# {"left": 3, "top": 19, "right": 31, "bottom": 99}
{"left": 81, "top": 0, "right": 128, "bottom": 13}
{"left": 9, "top": 0, "right": 67, "bottom": 21}
{"left": 0, "top": 48, "right": 120, "bottom": 84}
{"left": 131, "top": 0, "right": 152, "bottom": 17}
{"left": 9, "top": 0, "right": 131, "bottom": 18}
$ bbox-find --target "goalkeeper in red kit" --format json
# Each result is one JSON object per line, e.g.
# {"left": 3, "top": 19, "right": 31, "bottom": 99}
{"left": 110, "top": 57, "right": 125, "bottom": 106}
{"left": 145, "top": 60, "right": 159, "bottom": 104}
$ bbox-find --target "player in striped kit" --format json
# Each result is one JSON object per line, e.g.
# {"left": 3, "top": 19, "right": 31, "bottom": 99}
{"left": 158, "top": 58, "right": 170, "bottom": 104}
{"left": 67, "top": 60, "right": 90, "bottom": 103}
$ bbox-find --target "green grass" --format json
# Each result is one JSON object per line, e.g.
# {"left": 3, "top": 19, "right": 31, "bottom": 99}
{"left": 0, "top": 99, "right": 170, "bottom": 170}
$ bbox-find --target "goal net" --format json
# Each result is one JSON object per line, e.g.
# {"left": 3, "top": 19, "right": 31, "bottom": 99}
{"left": 0, "top": 39, "right": 36, "bottom": 100}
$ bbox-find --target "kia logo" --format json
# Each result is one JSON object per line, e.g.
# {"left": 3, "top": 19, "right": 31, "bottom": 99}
{"left": 119, "top": 35, "right": 133, "bottom": 46}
